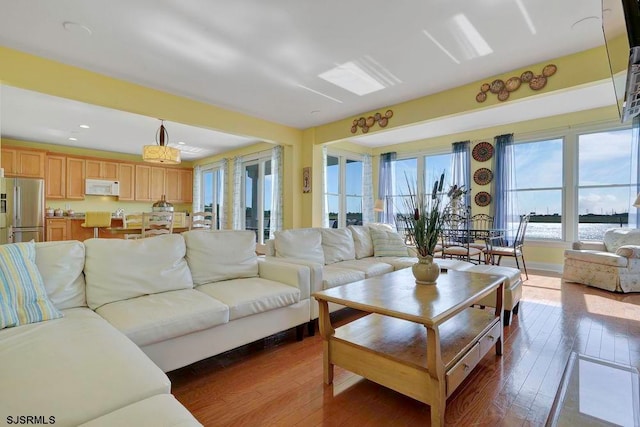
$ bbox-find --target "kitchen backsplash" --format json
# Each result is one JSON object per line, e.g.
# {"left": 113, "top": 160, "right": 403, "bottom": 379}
{"left": 47, "top": 195, "right": 192, "bottom": 214}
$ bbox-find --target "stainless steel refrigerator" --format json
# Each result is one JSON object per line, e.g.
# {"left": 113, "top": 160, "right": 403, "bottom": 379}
{"left": 0, "top": 178, "right": 45, "bottom": 244}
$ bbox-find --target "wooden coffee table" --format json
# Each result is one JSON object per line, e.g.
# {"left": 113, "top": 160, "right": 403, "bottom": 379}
{"left": 313, "top": 268, "right": 504, "bottom": 427}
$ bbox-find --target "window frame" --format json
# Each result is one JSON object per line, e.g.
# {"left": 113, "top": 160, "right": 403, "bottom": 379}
{"left": 199, "top": 161, "right": 224, "bottom": 230}
{"left": 325, "top": 149, "right": 364, "bottom": 228}
{"left": 241, "top": 151, "right": 272, "bottom": 243}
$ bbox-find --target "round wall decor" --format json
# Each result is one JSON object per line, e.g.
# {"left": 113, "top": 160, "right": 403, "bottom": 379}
{"left": 472, "top": 142, "right": 494, "bottom": 162}
{"left": 475, "top": 191, "right": 492, "bottom": 207}
{"left": 473, "top": 168, "right": 493, "bottom": 185}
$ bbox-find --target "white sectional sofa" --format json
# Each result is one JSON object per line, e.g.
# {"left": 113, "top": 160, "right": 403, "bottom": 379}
{"left": 264, "top": 225, "right": 523, "bottom": 326}
{"left": 0, "top": 231, "right": 310, "bottom": 426}
{"left": 563, "top": 227, "right": 640, "bottom": 292}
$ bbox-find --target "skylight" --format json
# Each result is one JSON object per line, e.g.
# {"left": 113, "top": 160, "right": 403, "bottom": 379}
{"left": 452, "top": 14, "right": 493, "bottom": 58}
{"left": 318, "top": 61, "right": 385, "bottom": 96}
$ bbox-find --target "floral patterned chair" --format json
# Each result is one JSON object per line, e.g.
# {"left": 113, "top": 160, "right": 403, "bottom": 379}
{"left": 563, "top": 228, "right": 640, "bottom": 293}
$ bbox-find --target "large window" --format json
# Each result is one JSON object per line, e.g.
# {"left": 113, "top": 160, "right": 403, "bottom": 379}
{"left": 243, "top": 157, "right": 272, "bottom": 243}
{"left": 325, "top": 153, "right": 363, "bottom": 228}
{"left": 511, "top": 138, "right": 564, "bottom": 240}
{"left": 388, "top": 152, "right": 452, "bottom": 226}
{"left": 578, "top": 128, "right": 638, "bottom": 240}
{"left": 200, "top": 165, "right": 224, "bottom": 230}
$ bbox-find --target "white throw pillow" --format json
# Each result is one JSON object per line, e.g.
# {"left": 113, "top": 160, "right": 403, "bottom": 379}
{"left": 320, "top": 228, "right": 356, "bottom": 264}
{"left": 348, "top": 225, "right": 374, "bottom": 259}
{"left": 84, "top": 234, "right": 193, "bottom": 310}
{"left": 370, "top": 229, "right": 409, "bottom": 257}
{"left": 36, "top": 241, "right": 87, "bottom": 310}
{"left": 274, "top": 228, "right": 325, "bottom": 265}
{"left": 183, "top": 230, "right": 258, "bottom": 285}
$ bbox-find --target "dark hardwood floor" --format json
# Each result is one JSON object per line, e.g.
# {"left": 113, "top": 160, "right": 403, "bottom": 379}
{"left": 168, "top": 271, "right": 640, "bottom": 426}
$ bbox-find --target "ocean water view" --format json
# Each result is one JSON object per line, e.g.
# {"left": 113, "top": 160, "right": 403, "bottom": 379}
{"left": 523, "top": 222, "right": 628, "bottom": 241}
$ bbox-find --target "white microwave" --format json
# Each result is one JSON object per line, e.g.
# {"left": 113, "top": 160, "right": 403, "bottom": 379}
{"left": 85, "top": 179, "right": 120, "bottom": 196}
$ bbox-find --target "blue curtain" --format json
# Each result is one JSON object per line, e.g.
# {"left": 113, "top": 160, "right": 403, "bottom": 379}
{"left": 378, "top": 152, "right": 396, "bottom": 224}
{"left": 451, "top": 141, "right": 471, "bottom": 211}
{"left": 492, "top": 134, "right": 517, "bottom": 241}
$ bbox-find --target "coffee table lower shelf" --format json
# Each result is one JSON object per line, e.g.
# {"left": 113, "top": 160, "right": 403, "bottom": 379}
{"left": 328, "top": 308, "right": 501, "bottom": 405}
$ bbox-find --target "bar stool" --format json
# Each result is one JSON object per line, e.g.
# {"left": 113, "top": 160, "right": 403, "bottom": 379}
{"left": 81, "top": 211, "right": 113, "bottom": 238}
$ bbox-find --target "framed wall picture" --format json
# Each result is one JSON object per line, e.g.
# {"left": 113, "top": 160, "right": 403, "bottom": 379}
{"left": 302, "top": 167, "right": 311, "bottom": 193}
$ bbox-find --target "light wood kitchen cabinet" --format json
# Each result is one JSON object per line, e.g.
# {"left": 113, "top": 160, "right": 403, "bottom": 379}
{"left": 66, "top": 157, "right": 85, "bottom": 199}
{"left": 150, "top": 167, "right": 166, "bottom": 201}
{"left": 46, "top": 218, "right": 68, "bottom": 241}
{"left": 118, "top": 163, "right": 135, "bottom": 201}
{"left": 1, "top": 147, "right": 46, "bottom": 178}
{"left": 86, "top": 160, "right": 119, "bottom": 180}
{"left": 45, "top": 155, "right": 67, "bottom": 199}
{"left": 134, "top": 165, "right": 152, "bottom": 201}
{"left": 166, "top": 168, "right": 193, "bottom": 203}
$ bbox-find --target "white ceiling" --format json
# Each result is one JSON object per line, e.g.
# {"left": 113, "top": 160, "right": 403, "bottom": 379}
{"left": 0, "top": 0, "right": 626, "bottom": 159}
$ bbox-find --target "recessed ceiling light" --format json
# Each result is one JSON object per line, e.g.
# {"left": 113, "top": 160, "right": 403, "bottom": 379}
{"left": 79, "top": 124, "right": 90, "bottom": 129}
{"left": 177, "top": 141, "right": 186, "bottom": 145}
{"left": 62, "top": 21, "right": 92, "bottom": 36}
{"left": 68, "top": 137, "right": 78, "bottom": 141}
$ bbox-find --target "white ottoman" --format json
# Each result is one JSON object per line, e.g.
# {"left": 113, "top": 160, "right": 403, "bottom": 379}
{"left": 464, "top": 265, "right": 523, "bottom": 325}
{"left": 79, "top": 394, "right": 201, "bottom": 427}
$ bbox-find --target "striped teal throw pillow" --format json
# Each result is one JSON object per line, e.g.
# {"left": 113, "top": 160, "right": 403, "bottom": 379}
{"left": 370, "top": 229, "right": 409, "bottom": 257}
{"left": 0, "top": 241, "right": 62, "bottom": 329}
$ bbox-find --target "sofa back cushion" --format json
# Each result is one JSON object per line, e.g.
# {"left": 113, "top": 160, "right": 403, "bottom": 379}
{"left": 603, "top": 228, "right": 640, "bottom": 252}
{"left": 274, "top": 228, "right": 325, "bottom": 265}
{"left": 84, "top": 234, "right": 193, "bottom": 310}
{"left": 183, "top": 230, "right": 258, "bottom": 285}
{"left": 35, "top": 241, "right": 87, "bottom": 310}
{"left": 349, "top": 225, "right": 373, "bottom": 259}
{"left": 320, "top": 228, "right": 355, "bottom": 264}
{"left": 370, "top": 228, "right": 409, "bottom": 257}
{"left": 0, "top": 241, "right": 63, "bottom": 329}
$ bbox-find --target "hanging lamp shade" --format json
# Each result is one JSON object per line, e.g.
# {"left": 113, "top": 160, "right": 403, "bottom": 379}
{"left": 143, "top": 121, "right": 181, "bottom": 164}
{"left": 634, "top": 193, "right": 640, "bottom": 208}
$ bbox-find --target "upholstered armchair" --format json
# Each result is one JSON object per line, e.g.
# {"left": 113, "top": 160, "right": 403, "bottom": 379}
{"left": 563, "top": 228, "right": 640, "bottom": 293}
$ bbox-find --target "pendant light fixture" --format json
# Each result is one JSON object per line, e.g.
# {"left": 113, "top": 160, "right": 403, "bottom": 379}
{"left": 142, "top": 120, "right": 181, "bottom": 164}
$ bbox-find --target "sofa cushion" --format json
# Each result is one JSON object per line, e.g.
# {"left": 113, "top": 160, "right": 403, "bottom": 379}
{"left": 603, "top": 228, "right": 640, "bottom": 252}
{"left": 370, "top": 228, "right": 409, "bottom": 257}
{"left": 36, "top": 240, "right": 86, "bottom": 310}
{"left": 84, "top": 234, "right": 193, "bottom": 310}
{"left": 322, "top": 266, "right": 365, "bottom": 289}
{"left": 0, "top": 241, "right": 62, "bottom": 329}
{"left": 78, "top": 394, "right": 202, "bottom": 427}
{"left": 197, "top": 277, "right": 300, "bottom": 321}
{"left": 96, "top": 289, "right": 229, "bottom": 347}
{"left": 0, "top": 308, "right": 170, "bottom": 426}
{"left": 349, "top": 225, "right": 374, "bottom": 259}
{"left": 376, "top": 256, "right": 418, "bottom": 270}
{"left": 183, "top": 230, "right": 258, "bottom": 285}
{"left": 320, "top": 228, "right": 356, "bottom": 264}
{"left": 564, "top": 249, "right": 628, "bottom": 267}
{"left": 616, "top": 245, "right": 640, "bottom": 258}
{"left": 275, "top": 228, "right": 324, "bottom": 264}
{"left": 332, "top": 259, "right": 394, "bottom": 278}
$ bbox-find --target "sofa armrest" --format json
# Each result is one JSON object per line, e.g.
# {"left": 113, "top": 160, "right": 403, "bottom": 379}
{"left": 264, "top": 256, "right": 324, "bottom": 296}
{"left": 572, "top": 240, "right": 606, "bottom": 251}
{"left": 258, "top": 259, "right": 311, "bottom": 300}
{"left": 616, "top": 245, "right": 640, "bottom": 259}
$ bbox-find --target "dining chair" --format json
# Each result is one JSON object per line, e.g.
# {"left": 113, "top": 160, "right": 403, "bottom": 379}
{"left": 440, "top": 212, "right": 483, "bottom": 264}
{"left": 469, "top": 213, "right": 495, "bottom": 251}
{"left": 122, "top": 212, "right": 144, "bottom": 239}
{"left": 189, "top": 211, "right": 214, "bottom": 230}
{"left": 484, "top": 213, "right": 531, "bottom": 280}
{"left": 142, "top": 212, "right": 174, "bottom": 237}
